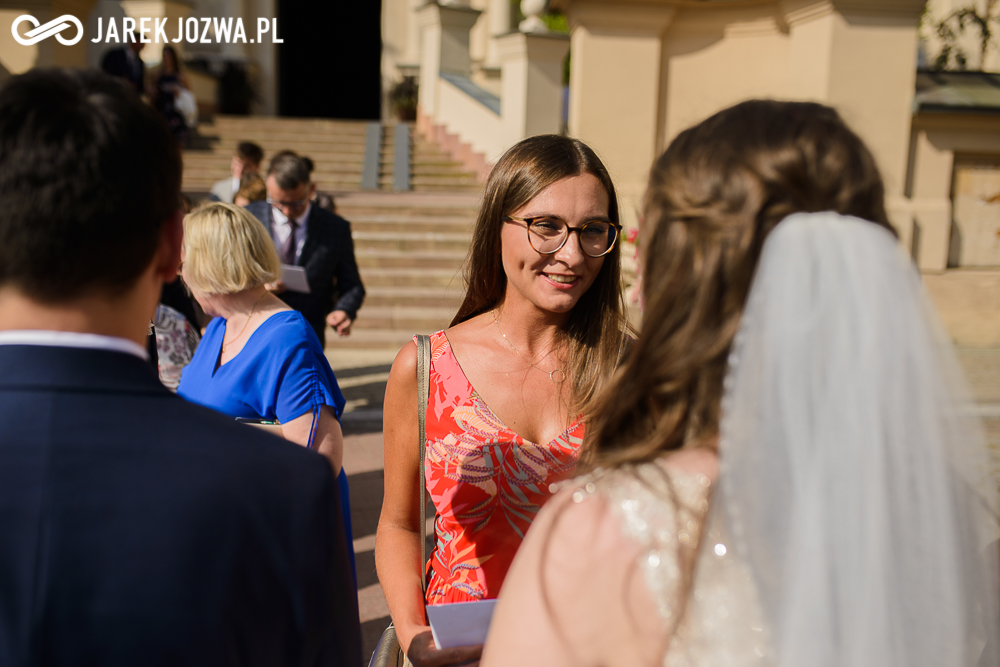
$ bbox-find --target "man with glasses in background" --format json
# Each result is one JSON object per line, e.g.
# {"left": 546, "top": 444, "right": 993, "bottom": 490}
{"left": 246, "top": 152, "right": 365, "bottom": 345}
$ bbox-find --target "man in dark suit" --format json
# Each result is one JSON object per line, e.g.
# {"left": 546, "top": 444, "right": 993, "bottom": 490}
{"left": 100, "top": 37, "right": 145, "bottom": 93}
{"left": 246, "top": 154, "right": 365, "bottom": 346}
{"left": 0, "top": 69, "right": 362, "bottom": 666}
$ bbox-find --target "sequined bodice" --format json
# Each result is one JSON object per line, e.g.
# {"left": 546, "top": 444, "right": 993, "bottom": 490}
{"left": 580, "top": 460, "right": 770, "bottom": 666}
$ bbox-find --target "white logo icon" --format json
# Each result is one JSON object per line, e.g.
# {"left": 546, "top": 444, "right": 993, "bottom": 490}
{"left": 12, "top": 14, "right": 84, "bottom": 46}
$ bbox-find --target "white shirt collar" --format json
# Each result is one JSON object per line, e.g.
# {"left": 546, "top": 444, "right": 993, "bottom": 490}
{"left": 271, "top": 202, "right": 311, "bottom": 228}
{"left": 0, "top": 330, "right": 149, "bottom": 360}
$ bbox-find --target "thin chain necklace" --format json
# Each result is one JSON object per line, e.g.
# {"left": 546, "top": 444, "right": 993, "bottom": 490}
{"left": 222, "top": 291, "right": 268, "bottom": 353}
{"left": 494, "top": 312, "right": 566, "bottom": 384}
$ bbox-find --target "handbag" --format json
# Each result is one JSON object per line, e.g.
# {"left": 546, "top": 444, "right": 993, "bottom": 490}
{"left": 369, "top": 334, "right": 431, "bottom": 667}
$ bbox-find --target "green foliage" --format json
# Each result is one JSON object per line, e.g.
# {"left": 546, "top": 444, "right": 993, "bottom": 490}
{"left": 542, "top": 12, "right": 569, "bottom": 34}
{"left": 389, "top": 76, "right": 418, "bottom": 121}
{"left": 928, "top": 2, "right": 1000, "bottom": 70}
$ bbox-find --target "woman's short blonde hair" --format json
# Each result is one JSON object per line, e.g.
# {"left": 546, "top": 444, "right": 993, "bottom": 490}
{"left": 182, "top": 202, "right": 280, "bottom": 295}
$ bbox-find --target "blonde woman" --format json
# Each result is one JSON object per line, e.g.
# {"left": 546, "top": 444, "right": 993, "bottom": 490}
{"left": 177, "top": 203, "right": 356, "bottom": 574}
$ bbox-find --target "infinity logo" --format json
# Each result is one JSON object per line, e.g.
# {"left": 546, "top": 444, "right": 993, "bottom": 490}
{"left": 11, "top": 15, "right": 84, "bottom": 46}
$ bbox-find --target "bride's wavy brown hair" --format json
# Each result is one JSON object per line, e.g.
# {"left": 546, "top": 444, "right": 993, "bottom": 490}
{"left": 452, "top": 134, "right": 632, "bottom": 413}
{"left": 584, "top": 100, "right": 896, "bottom": 468}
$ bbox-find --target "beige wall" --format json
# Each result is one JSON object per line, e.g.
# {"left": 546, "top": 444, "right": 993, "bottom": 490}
{"left": 924, "top": 269, "right": 1000, "bottom": 347}
{"left": 567, "top": 2, "right": 675, "bottom": 227}
{"left": 952, "top": 157, "right": 1000, "bottom": 266}
{"left": 564, "top": 0, "right": 923, "bottom": 231}
{"left": 907, "top": 113, "right": 1000, "bottom": 270}
{"left": 1, "top": 0, "right": 98, "bottom": 74}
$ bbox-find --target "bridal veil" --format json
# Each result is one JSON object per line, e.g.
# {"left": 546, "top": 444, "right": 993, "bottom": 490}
{"left": 682, "top": 212, "right": 1000, "bottom": 666}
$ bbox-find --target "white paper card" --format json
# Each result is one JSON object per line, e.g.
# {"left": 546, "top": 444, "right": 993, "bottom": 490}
{"left": 281, "top": 264, "right": 311, "bottom": 293}
{"left": 426, "top": 599, "right": 497, "bottom": 649}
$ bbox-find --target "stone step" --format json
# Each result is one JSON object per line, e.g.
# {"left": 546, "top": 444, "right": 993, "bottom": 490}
{"left": 381, "top": 149, "right": 465, "bottom": 163}
{"left": 337, "top": 202, "right": 480, "bottom": 217}
{"left": 356, "top": 249, "right": 466, "bottom": 270}
{"left": 364, "top": 286, "right": 465, "bottom": 308}
{"left": 183, "top": 166, "right": 363, "bottom": 179}
{"left": 381, "top": 164, "right": 478, "bottom": 178}
{"left": 182, "top": 175, "right": 363, "bottom": 190}
{"left": 347, "top": 217, "right": 474, "bottom": 234}
{"left": 412, "top": 183, "right": 483, "bottom": 192}
{"left": 324, "top": 328, "right": 432, "bottom": 350}
{"left": 194, "top": 141, "right": 367, "bottom": 155}
{"left": 352, "top": 231, "right": 471, "bottom": 253}
{"left": 358, "top": 267, "right": 464, "bottom": 288}
{"left": 207, "top": 117, "right": 369, "bottom": 132}
{"left": 353, "top": 305, "right": 456, "bottom": 332}
{"left": 183, "top": 154, "right": 366, "bottom": 168}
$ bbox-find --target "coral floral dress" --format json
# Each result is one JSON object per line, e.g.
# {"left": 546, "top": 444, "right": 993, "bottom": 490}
{"left": 421, "top": 331, "right": 585, "bottom": 605}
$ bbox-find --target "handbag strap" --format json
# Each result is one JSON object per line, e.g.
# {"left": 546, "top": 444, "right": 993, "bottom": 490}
{"left": 415, "top": 334, "right": 431, "bottom": 596}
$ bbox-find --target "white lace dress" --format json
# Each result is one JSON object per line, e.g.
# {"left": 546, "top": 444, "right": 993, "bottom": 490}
{"left": 574, "top": 461, "right": 771, "bottom": 666}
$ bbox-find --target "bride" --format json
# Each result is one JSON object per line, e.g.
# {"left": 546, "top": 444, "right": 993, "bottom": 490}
{"left": 481, "top": 100, "right": 1000, "bottom": 666}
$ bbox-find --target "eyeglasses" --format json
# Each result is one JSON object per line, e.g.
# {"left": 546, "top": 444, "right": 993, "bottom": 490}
{"left": 266, "top": 196, "right": 309, "bottom": 211}
{"left": 504, "top": 215, "right": 621, "bottom": 258}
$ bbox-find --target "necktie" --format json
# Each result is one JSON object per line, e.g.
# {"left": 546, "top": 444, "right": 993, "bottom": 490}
{"left": 282, "top": 218, "right": 298, "bottom": 265}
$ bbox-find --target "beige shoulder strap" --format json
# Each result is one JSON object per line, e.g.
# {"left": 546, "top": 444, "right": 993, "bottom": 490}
{"left": 415, "top": 334, "right": 431, "bottom": 596}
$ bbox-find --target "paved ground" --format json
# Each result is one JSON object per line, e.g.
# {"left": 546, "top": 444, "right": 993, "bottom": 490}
{"left": 331, "top": 344, "right": 1000, "bottom": 660}
{"left": 325, "top": 348, "right": 396, "bottom": 658}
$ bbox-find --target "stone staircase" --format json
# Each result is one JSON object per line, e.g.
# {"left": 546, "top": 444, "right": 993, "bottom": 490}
{"left": 334, "top": 191, "right": 478, "bottom": 350}
{"left": 180, "top": 116, "right": 483, "bottom": 351}
{"left": 181, "top": 116, "right": 481, "bottom": 194}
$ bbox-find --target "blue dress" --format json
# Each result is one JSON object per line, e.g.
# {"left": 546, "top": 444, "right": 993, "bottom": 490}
{"left": 177, "top": 310, "right": 356, "bottom": 581}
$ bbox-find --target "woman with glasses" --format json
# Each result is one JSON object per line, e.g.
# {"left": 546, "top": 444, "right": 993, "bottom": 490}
{"left": 376, "top": 135, "right": 632, "bottom": 666}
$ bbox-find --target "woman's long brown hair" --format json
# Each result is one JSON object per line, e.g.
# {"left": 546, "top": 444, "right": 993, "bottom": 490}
{"left": 584, "top": 100, "right": 896, "bottom": 469}
{"left": 452, "top": 134, "right": 632, "bottom": 415}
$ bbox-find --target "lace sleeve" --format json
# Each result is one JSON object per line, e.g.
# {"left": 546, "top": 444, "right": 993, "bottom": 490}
{"left": 580, "top": 462, "right": 769, "bottom": 666}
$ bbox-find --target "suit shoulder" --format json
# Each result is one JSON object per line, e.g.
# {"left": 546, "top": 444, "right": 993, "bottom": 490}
{"left": 310, "top": 207, "right": 351, "bottom": 230}
{"left": 244, "top": 200, "right": 268, "bottom": 221}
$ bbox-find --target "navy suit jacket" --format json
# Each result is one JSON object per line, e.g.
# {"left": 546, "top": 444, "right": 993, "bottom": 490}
{"left": 0, "top": 345, "right": 362, "bottom": 666}
{"left": 100, "top": 48, "right": 145, "bottom": 93}
{"left": 246, "top": 202, "right": 365, "bottom": 346}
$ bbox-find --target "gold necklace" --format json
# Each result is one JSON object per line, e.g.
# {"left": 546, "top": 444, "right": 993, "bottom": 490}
{"left": 222, "top": 291, "right": 268, "bottom": 353}
{"left": 494, "top": 312, "right": 566, "bottom": 384}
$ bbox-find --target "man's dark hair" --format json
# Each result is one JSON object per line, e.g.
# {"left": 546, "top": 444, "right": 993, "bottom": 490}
{"left": 268, "top": 152, "right": 311, "bottom": 190}
{"left": 0, "top": 68, "right": 181, "bottom": 302}
{"left": 236, "top": 141, "right": 263, "bottom": 166}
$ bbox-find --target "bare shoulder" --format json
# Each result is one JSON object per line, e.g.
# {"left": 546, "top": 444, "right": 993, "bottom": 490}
{"left": 444, "top": 312, "right": 494, "bottom": 346}
{"left": 383, "top": 341, "right": 419, "bottom": 435}
{"left": 660, "top": 446, "right": 719, "bottom": 484}
{"left": 387, "top": 339, "right": 418, "bottom": 386}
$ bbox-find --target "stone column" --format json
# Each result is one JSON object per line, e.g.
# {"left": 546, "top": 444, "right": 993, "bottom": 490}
{"left": 415, "top": 2, "right": 481, "bottom": 130}
{"left": 2, "top": 0, "right": 99, "bottom": 74}
{"left": 908, "top": 122, "right": 955, "bottom": 271}
{"left": 484, "top": 0, "right": 510, "bottom": 67}
{"left": 119, "top": 0, "right": 193, "bottom": 64}
{"left": 565, "top": 2, "right": 675, "bottom": 226}
{"left": 496, "top": 31, "right": 568, "bottom": 140}
{"left": 785, "top": 0, "right": 924, "bottom": 249}
{"left": 243, "top": 0, "right": 277, "bottom": 114}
